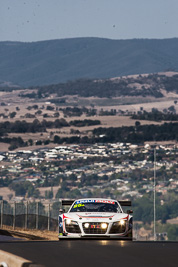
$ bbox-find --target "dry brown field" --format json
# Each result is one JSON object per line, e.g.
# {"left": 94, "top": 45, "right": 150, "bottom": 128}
{"left": 37, "top": 186, "right": 61, "bottom": 199}
{"left": 0, "top": 88, "right": 178, "bottom": 152}
{"left": 0, "top": 187, "right": 15, "bottom": 201}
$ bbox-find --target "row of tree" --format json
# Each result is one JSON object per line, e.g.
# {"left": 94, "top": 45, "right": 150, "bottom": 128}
{"left": 0, "top": 119, "right": 101, "bottom": 135}
{"left": 0, "top": 122, "right": 177, "bottom": 150}
{"left": 92, "top": 123, "right": 178, "bottom": 143}
{"left": 35, "top": 78, "right": 164, "bottom": 98}
{"left": 21, "top": 73, "right": 177, "bottom": 98}
{"left": 133, "top": 192, "right": 178, "bottom": 224}
{"left": 131, "top": 109, "right": 178, "bottom": 122}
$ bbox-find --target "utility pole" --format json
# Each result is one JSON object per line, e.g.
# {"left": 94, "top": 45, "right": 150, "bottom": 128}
{"left": 1, "top": 200, "right": 3, "bottom": 228}
{"left": 13, "top": 202, "right": 16, "bottom": 230}
{"left": 48, "top": 203, "right": 50, "bottom": 231}
{"left": 36, "top": 202, "right": 39, "bottom": 230}
{"left": 153, "top": 147, "right": 156, "bottom": 241}
{"left": 25, "top": 201, "right": 28, "bottom": 229}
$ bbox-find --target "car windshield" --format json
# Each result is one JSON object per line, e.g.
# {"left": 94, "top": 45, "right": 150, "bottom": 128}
{"left": 70, "top": 201, "right": 121, "bottom": 213}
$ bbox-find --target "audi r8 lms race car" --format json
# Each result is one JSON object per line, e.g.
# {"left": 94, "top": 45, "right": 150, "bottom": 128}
{"left": 58, "top": 198, "right": 133, "bottom": 240}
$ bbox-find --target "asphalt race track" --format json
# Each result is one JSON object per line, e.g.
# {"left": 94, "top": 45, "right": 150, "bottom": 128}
{"left": 0, "top": 240, "right": 177, "bottom": 267}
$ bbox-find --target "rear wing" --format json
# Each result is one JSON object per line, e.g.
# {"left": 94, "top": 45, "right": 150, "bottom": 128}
{"left": 118, "top": 201, "right": 132, "bottom": 206}
{"left": 62, "top": 200, "right": 75, "bottom": 206}
{"left": 61, "top": 199, "right": 131, "bottom": 207}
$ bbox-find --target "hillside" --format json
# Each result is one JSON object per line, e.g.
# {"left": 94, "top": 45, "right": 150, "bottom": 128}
{"left": 20, "top": 72, "right": 178, "bottom": 99}
{"left": 0, "top": 37, "right": 178, "bottom": 86}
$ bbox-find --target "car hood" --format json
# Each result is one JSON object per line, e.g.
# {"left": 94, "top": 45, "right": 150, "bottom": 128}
{"left": 62, "top": 212, "right": 129, "bottom": 222}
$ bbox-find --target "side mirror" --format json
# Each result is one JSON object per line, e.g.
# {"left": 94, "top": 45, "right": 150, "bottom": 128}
{"left": 59, "top": 208, "right": 65, "bottom": 214}
{"left": 127, "top": 210, "right": 133, "bottom": 214}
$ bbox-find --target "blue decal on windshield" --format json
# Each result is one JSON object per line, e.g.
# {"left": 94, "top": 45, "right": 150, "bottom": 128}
{"left": 76, "top": 199, "right": 96, "bottom": 204}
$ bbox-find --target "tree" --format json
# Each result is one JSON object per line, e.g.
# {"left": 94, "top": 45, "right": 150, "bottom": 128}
{"left": 9, "top": 112, "right": 16, "bottom": 118}
{"left": 167, "top": 225, "right": 178, "bottom": 241}
{"left": 66, "top": 189, "right": 81, "bottom": 198}
{"left": 35, "top": 110, "right": 42, "bottom": 115}
{"left": 46, "top": 105, "right": 55, "bottom": 111}
{"left": 8, "top": 144, "right": 18, "bottom": 150}
{"left": 168, "top": 105, "right": 176, "bottom": 113}
{"left": 9, "top": 181, "right": 40, "bottom": 198}
{"left": 55, "top": 188, "right": 66, "bottom": 198}
{"left": 53, "top": 112, "right": 60, "bottom": 117}
{"left": 36, "top": 140, "right": 42, "bottom": 145}
{"left": 45, "top": 190, "right": 53, "bottom": 199}
{"left": 135, "top": 121, "right": 141, "bottom": 127}
{"left": 28, "top": 139, "right": 33, "bottom": 146}
{"left": 69, "top": 174, "right": 77, "bottom": 181}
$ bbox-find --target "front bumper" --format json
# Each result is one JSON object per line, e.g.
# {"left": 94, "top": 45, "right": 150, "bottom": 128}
{"left": 59, "top": 214, "right": 133, "bottom": 240}
{"left": 59, "top": 221, "right": 132, "bottom": 239}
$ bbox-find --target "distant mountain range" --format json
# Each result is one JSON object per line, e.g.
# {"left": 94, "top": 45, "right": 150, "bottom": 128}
{"left": 0, "top": 37, "right": 178, "bottom": 87}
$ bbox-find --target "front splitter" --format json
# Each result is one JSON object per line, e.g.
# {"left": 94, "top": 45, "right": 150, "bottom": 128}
{"left": 58, "top": 235, "right": 132, "bottom": 240}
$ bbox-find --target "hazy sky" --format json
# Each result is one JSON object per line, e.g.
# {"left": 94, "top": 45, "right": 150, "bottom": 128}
{"left": 1, "top": 0, "right": 178, "bottom": 42}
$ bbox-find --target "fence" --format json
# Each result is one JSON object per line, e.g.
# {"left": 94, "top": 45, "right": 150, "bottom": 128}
{"left": 0, "top": 200, "right": 60, "bottom": 231}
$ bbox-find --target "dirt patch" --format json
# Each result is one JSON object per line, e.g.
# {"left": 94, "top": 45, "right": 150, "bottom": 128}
{"left": 1, "top": 225, "right": 58, "bottom": 240}
{"left": 0, "top": 143, "right": 10, "bottom": 152}
{"left": 167, "top": 217, "right": 178, "bottom": 224}
{"left": 98, "top": 99, "right": 178, "bottom": 113}
{"left": 0, "top": 187, "right": 15, "bottom": 201}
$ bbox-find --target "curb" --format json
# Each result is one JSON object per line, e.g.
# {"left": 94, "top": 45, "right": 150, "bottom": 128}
{"left": 0, "top": 250, "right": 45, "bottom": 267}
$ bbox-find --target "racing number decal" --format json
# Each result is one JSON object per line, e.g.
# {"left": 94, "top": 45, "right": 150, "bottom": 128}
{"left": 74, "top": 203, "right": 85, "bottom": 208}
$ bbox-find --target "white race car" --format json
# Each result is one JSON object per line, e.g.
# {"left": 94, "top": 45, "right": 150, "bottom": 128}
{"left": 58, "top": 198, "right": 133, "bottom": 240}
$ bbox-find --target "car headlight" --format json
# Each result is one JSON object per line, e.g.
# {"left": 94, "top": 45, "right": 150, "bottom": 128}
{"left": 65, "top": 219, "right": 78, "bottom": 225}
{"left": 113, "top": 220, "right": 126, "bottom": 226}
{"left": 101, "top": 223, "right": 108, "bottom": 229}
{"left": 119, "top": 220, "right": 125, "bottom": 225}
{"left": 84, "top": 223, "right": 90, "bottom": 228}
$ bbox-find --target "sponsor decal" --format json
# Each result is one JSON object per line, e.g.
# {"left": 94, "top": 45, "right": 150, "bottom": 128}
{"left": 76, "top": 199, "right": 95, "bottom": 204}
{"left": 77, "top": 214, "right": 114, "bottom": 219}
{"left": 76, "top": 199, "right": 115, "bottom": 204}
{"left": 96, "top": 200, "right": 115, "bottom": 204}
{"left": 91, "top": 224, "right": 100, "bottom": 229}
